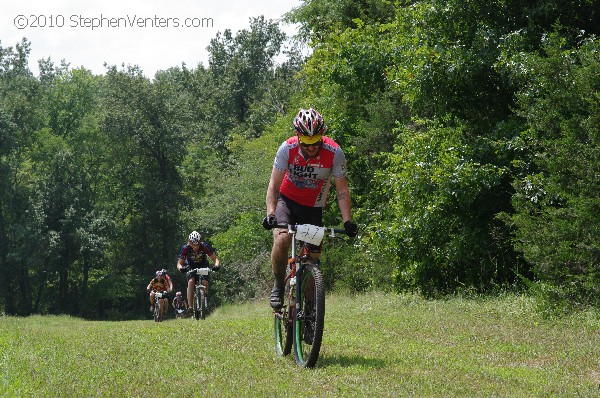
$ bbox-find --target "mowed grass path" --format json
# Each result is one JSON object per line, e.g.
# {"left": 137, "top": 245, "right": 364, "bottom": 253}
{"left": 1, "top": 292, "right": 599, "bottom": 397}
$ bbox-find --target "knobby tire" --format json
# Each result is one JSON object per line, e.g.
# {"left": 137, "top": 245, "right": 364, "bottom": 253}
{"left": 194, "top": 288, "right": 201, "bottom": 320}
{"left": 199, "top": 289, "right": 206, "bottom": 320}
{"left": 154, "top": 300, "right": 162, "bottom": 322}
{"left": 274, "top": 276, "right": 293, "bottom": 356}
{"left": 293, "top": 262, "right": 325, "bottom": 368}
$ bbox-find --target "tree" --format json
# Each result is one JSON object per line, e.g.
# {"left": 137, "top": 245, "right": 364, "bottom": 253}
{"left": 102, "top": 65, "right": 191, "bottom": 280}
{"left": 288, "top": 0, "right": 599, "bottom": 296}
{"left": 205, "top": 16, "right": 286, "bottom": 146}
{"left": 509, "top": 33, "right": 600, "bottom": 308}
{"left": 0, "top": 38, "right": 43, "bottom": 315}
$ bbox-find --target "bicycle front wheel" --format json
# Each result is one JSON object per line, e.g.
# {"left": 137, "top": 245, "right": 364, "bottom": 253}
{"left": 199, "top": 289, "right": 206, "bottom": 320}
{"left": 154, "top": 301, "right": 161, "bottom": 322}
{"left": 274, "top": 278, "right": 293, "bottom": 357}
{"left": 293, "top": 262, "right": 325, "bottom": 368}
{"left": 194, "top": 289, "right": 201, "bottom": 320}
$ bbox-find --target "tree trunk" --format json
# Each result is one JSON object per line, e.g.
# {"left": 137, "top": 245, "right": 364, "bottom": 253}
{"left": 0, "top": 208, "right": 17, "bottom": 315}
{"left": 80, "top": 253, "right": 90, "bottom": 316}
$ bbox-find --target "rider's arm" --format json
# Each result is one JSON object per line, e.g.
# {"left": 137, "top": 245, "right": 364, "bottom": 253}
{"left": 146, "top": 281, "right": 153, "bottom": 292}
{"left": 334, "top": 176, "right": 352, "bottom": 223}
{"left": 167, "top": 276, "right": 173, "bottom": 291}
{"left": 209, "top": 253, "right": 220, "bottom": 267}
{"left": 266, "top": 168, "right": 286, "bottom": 216}
{"left": 176, "top": 257, "right": 186, "bottom": 272}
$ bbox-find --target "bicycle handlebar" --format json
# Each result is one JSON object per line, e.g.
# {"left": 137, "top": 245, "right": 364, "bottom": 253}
{"left": 190, "top": 267, "right": 211, "bottom": 276}
{"left": 274, "top": 223, "right": 348, "bottom": 236}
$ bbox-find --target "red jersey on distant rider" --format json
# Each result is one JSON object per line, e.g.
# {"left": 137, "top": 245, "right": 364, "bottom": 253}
{"left": 149, "top": 277, "right": 169, "bottom": 292}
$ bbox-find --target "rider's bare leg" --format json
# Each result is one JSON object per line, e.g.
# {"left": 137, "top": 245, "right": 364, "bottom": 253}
{"left": 271, "top": 229, "right": 291, "bottom": 286}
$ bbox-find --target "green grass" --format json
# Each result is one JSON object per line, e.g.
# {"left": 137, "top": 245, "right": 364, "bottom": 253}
{"left": 1, "top": 292, "right": 599, "bottom": 397}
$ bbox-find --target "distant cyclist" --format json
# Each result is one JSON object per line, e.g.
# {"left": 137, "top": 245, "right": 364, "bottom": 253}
{"left": 176, "top": 231, "right": 221, "bottom": 312}
{"left": 172, "top": 291, "right": 188, "bottom": 318}
{"left": 146, "top": 269, "right": 173, "bottom": 315}
{"left": 263, "top": 108, "right": 358, "bottom": 309}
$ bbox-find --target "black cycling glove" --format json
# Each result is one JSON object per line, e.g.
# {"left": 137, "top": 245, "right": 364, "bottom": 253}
{"left": 344, "top": 221, "right": 358, "bottom": 237}
{"left": 212, "top": 265, "right": 220, "bottom": 272}
{"left": 262, "top": 213, "right": 277, "bottom": 230}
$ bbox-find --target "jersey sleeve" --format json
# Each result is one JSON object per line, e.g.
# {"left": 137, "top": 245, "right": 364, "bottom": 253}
{"left": 273, "top": 141, "right": 290, "bottom": 172}
{"left": 332, "top": 146, "right": 347, "bottom": 179}
{"left": 202, "top": 242, "right": 216, "bottom": 256}
{"left": 178, "top": 244, "right": 188, "bottom": 260}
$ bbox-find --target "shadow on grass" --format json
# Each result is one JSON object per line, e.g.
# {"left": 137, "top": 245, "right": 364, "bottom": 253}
{"left": 318, "top": 354, "right": 387, "bottom": 369}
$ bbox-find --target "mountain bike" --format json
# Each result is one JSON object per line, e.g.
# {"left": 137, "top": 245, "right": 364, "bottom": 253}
{"left": 273, "top": 223, "right": 348, "bottom": 368}
{"left": 172, "top": 297, "right": 188, "bottom": 319}
{"left": 152, "top": 290, "right": 170, "bottom": 322}
{"left": 189, "top": 267, "right": 212, "bottom": 320}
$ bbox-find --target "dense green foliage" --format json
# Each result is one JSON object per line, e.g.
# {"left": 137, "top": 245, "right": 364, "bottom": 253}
{"left": 287, "top": 0, "right": 600, "bottom": 303}
{"left": 1, "top": 1, "right": 599, "bottom": 318}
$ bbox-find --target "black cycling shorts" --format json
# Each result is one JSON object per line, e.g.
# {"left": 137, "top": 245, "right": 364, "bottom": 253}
{"left": 275, "top": 193, "right": 323, "bottom": 253}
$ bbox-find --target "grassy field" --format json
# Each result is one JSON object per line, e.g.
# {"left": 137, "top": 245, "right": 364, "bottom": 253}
{"left": 1, "top": 292, "right": 599, "bottom": 397}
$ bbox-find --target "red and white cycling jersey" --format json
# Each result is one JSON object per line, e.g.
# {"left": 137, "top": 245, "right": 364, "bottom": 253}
{"left": 273, "top": 136, "right": 347, "bottom": 207}
{"left": 149, "top": 277, "right": 169, "bottom": 292}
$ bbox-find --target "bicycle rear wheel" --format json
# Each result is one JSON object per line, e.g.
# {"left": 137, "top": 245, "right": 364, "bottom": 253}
{"left": 293, "top": 262, "right": 325, "bottom": 368}
{"left": 274, "top": 278, "right": 293, "bottom": 356}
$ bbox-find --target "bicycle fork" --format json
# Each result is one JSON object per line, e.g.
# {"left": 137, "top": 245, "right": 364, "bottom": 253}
{"left": 196, "top": 285, "right": 208, "bottom": 308}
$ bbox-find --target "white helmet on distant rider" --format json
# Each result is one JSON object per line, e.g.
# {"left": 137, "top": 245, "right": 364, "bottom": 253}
{"left": 188, "top": 231, "right": 202, "bottom": 244}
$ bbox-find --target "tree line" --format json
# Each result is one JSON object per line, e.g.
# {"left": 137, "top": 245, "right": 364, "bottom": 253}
{"left": 1, "top": 1, "right": 598, "bottom": 319}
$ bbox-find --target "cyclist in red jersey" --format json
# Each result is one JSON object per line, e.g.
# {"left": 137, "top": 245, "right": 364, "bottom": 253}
{"left": 146, "top": 269, "right": 173, "bottom": 313}
{"left": 262, "top": 108, "right": 358, "bottom": 309}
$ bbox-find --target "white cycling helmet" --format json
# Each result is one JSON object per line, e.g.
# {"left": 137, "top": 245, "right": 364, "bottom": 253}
{"left": 188, "top": 231, "right": 202, "bottom": 244}
{"left": 293, "top": 108, "right": 327, "bottom": 140}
